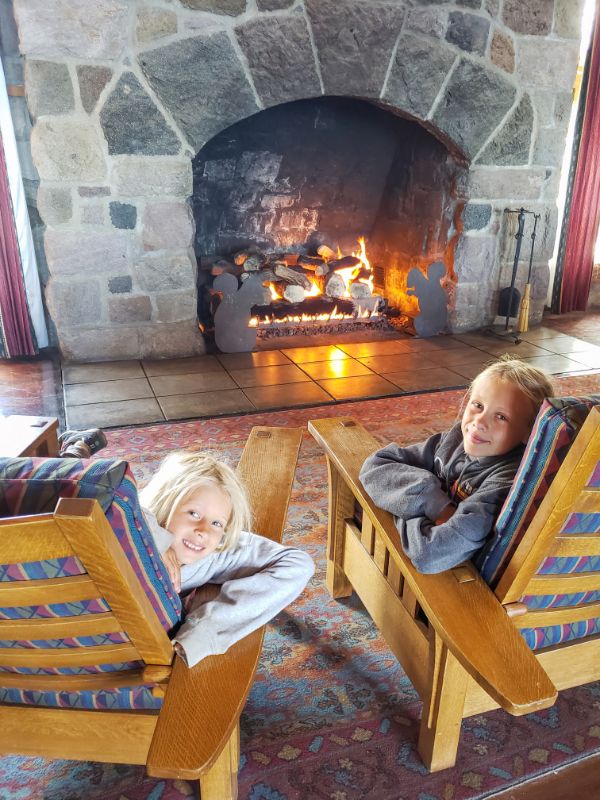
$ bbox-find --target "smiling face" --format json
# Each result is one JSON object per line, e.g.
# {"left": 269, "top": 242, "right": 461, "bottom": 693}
{"left": 167, "top": 483, "right": 232, "bottom": 565}
{"left": 461, "top": 374, "right": 536, "bottom": 458}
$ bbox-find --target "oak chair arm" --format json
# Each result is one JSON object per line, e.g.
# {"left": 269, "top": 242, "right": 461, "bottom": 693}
{"left": 308, "top": 417, "right": 557, "bottom": 715}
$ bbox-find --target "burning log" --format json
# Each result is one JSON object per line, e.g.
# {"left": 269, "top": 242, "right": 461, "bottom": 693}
{"left": 257, "top": 268, "right": 278, "bottom": 282}
{"left": 233, "top": 249, "right": 266, "bottom": 269}
{"left": 281, "top": 253, "right": 300, "bottom": 266}
{"left": 352, "top": 265, "right": 371, "bottom": 281}
{"left": 324, "top": 272, "right": 345, "bottom": 298}
{"left": 252, "top": 296, "right": 355, "bottom": 320}
{"left": 350, "top": 282, "right": 371, "bottom": 299}
{"left": 315, "top": 262, "right": 330, "bottom": 277}
{"left": 211, "top": 260, "right": 243, "bottom": 277}
{"left": 243, "top": 255, "right": 262, "bottom": 271}
{"left": 329, "top": 256, "right": 361, "bottom": 272}
{"left": 284, "top": 285, "right": 305, "bottom": 303}
{"left": 273, "top": 264, "right": 312, "bottom": 291}
{"left": 317, "top": 244, "right": 336, "bottom": 261}
{"left": 298, "top": 255, "right": 326, "bottom": 270}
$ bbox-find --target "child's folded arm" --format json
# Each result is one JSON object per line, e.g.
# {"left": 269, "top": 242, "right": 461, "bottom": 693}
{"left": 398, "top": 480, "right": 511, "bottom": 574}
{"left": 174, "top": 533, "right": 314, "bottom": 667}
{"left": 360, "top": 434, "right": 449, "bottom": 520}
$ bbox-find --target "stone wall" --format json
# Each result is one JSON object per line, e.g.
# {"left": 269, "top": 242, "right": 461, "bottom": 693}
{"left": 12, "top": 0, "right": 584, "bottom": 359}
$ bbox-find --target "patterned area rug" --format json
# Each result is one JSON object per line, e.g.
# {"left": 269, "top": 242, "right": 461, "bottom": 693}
{"left": 2, "top": 374, "right": 600, "bottom": 800}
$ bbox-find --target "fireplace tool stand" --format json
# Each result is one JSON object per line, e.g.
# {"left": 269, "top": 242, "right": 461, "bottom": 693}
{"left": 484, "top": 207, "right": 538, "bottom": 344}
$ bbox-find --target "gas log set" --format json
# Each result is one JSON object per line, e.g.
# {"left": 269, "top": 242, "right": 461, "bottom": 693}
{"left": 207, "top": 238, "right": 388, "bottom": 335}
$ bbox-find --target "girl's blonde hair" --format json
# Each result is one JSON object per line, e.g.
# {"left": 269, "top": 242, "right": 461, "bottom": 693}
{"left": 470, "top": 354, "right": 555, "bottom": 418}
{"left": 139, "top": 451, "right": 251, "bottom": 551}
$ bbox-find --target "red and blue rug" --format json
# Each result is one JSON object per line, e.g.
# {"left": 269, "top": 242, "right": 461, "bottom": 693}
{"left": 2, "top": 374, "right": 600, "bottom": 800}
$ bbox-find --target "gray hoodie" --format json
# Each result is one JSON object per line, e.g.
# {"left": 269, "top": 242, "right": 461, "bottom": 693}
{"left": 359, "top": 423, "right": 524, "bottom": 574}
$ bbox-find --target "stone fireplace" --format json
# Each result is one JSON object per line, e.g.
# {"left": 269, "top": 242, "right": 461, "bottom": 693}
{"left": 12, "top": 0, "right": 583, "bottom": 361}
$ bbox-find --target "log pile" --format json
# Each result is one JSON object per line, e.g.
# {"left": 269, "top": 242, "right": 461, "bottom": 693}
{"left": 209, "top": 243, "right": 379, "bottom": 312}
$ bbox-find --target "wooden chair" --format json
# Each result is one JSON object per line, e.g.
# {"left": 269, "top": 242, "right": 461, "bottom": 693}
{"left": 0, "top": 425, "right": 302, "bottom": 800}
{"left": 308, "top": 400, "right": 600, "bottom": 772}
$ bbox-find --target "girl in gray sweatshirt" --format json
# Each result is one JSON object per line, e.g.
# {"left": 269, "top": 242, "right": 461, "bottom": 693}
{"left": 359, "top": 358, "right": 554, "bottom": 574}
{"left": 140, "top": 450, "right": 314, "bottom": 667}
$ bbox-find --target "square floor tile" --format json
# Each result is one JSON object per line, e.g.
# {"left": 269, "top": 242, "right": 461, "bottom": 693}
{"left": 519, "top": 326, "right": 568, "bottom": 342}
{"left": 62, "top": 361, "right": 144, "bottom": 384}
{"left": 66, "top": 397, "right": 163, "bottom": 428}
{"left": 228, "top": 363, "right": 311, "bottom": 388}
{"left": 471, "top": 341, "right": 553, "bottom": 358}
{"left": 298, "top": 359, "right": 374, "bottom": 380}
{"left": 243, "top": 382, "right": 334, "bottom": 410}
{"left": 538, "top": 337, "right": 599, "bottom": 356}
{"left": 158, "top": 389, "right": 254, "bottom": 420}
{"left": 383, "top": 367, "right": 468, "bottom": 391}
{"left": 316, "top": 374, "right": 399, "bottom": 401}
{"left": 520, "top": 355, "right": 590, "bottom": 374}
{"left": 149, "top": 371, "right": 236, "bottom": 397}
{"left": 336, "top": 340, "right": 413, "bottom": 358}
{"left": 281, "top": 345, "right": 350, "bottom": 364}
{"left": 427, "top": 345, "right": 495, "bottom": 366}
{"left": 65, "top": 378, "right": 153, "bottom": 406}
{"left": 356, "top": 353, "right": 439, "bottom": 373}
{"left": 216, "top": 350, "right": 292, "bottom": 369}
{"left": 142, "top": 356, "right": 225, "bottom": 376}
{"left": 449, "top": 361, "right": 500, "bottom": 381}
{"left": 565, "top": 350, "right": 600, "bottom": 369}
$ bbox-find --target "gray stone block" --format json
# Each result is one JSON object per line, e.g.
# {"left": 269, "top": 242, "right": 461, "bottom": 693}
{"left": 78, "top": 186, "right": 111, "bottom": 197}
{"left": 203, "top": 159, "right": 236, "bottom": 181}
{"left": 136, "top": 7, "right": 178, "bottom": 43}
{"left": 384, "top": 34, "right": 456, "bottom": 120}
{"left": 77, "top": 66, "right": 112, "bottom": 114}
{"left": 24, "top": 60, "right": 74, "bottom": 117}
{"left": 109, "top": 294, "right": 152, "bottom": 323}
{"left": 178, "top": 0, "right": 246, "bottom": 14}
{"left": 108, "top": 275, "right": 132, "bottom": 294}
{"left": 13, "top": 0, "right": 129, "bottom": 59}
{"left": 484, "top": 0, "right": 499, "bottom": 15}
{"left": 110, "top": 201, "right": 137, "bottom": 229}
{"left": 457, "top": 0, "right": 482, "bottom": 8}
{"left": 235, "top": 15, "right": 321, "bottom": 107}
{"left": 490, "top": 28, "right": 514, "bottom": 73}
{"left": 46, "top": 277, "right": 102, "bottom": 326}
{"left": 554, "top": 0, "right": 586, "bottom": 39}
{"left": 44, "top": 229, "right": 130, "bottom": 275}
{"left": 140, "top": 320, "right": 206, "bottom": 359}
{"left": 155, "top": 290, "right": 197, "bottom": 323}
{"left": 533, "top": 127, "right": 569, "bottom": 167}
{"left": 235, "top": 151, "right": 282, "bottom": 184}
{"left": 502, "top": 0, "right": 553, "bottom": 35}
{"left": 100, "top": 72, "right": 180, "bottom": 156}
{"left": 445, "top": 11, "right": 490, "bottom": 56}
{"left": 432, "top": 59, "right": 516, "bottom": 159}
{"left": 111, "top": 157, "right": 192, "bottom": 197}
{"left": 81, "top": 204, "right": 105, "bottom": 225}
{"left": 454, "top": 234, "right": 497, "bottom": 282}
{"left": 134, "top": 252, "right": 196, "bottom": 292}
{"left": 139, "top": 32, "right": 258, "bottom": 151}
{"left": 477, "top": 93, "right": 533, "bottom": 165}
{"left": 58, "top": 325, "right": 142, "bottom": 361}
{"left": 468, "top": 167, "right": 547, "bottom": 200}
{"left": 142, "top": 201, "right": 194, "bottom": 250}
{"left": 516, "top": 39, "right": 579, "bottom": 90}
{"left": 462, "top": 203, "right": 492, "bottom": 230}
{"left": 256, "top": 0, "right": 294, "bottom": 9}
{"left": 31, "top": 118, "right": 106, "bottom": 181}
{"left": 305, "top": 0, "right": 406, "bottom": 97}
{"left": 37, "top": 185, "right": 72, "bottom": 225}
{"left": 405, "top": 7, "right": 447, "bottom": 39}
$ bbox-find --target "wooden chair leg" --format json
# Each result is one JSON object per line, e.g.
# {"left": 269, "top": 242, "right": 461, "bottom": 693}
{"left": 418, "top": 632, "right": 469, "bottom": 772}
{"left": 325, "top": 459, "right": 354, "bottom": 599}
{"left": 198, "top": 722, "right": 240, "bottom": 800}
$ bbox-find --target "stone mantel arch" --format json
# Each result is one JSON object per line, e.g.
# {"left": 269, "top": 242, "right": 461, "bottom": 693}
{"left": 13, "top": 0, "right": 583, "bottom": 361}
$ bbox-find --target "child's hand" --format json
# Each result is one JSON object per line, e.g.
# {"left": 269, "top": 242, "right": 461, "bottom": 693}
{"left": 435, "top": 503, "right": 456, "bottom": 526}
{"left": 161, "top": 547, "right": 181, "bottom": 593}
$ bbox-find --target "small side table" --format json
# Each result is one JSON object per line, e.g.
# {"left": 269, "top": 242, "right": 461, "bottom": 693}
{"left": 0, "top": 415, "right": 60, "bottom": 457}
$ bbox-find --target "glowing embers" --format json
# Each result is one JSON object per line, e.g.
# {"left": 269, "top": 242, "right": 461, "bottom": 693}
{"left": 248, "top": 237, "right": 382, "bottom": 328}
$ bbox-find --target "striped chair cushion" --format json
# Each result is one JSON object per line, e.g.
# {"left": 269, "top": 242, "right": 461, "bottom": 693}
{"left": 0, "top": 457, "right": 181, "bottom": 710}
{"left": 478, "top": 396, "right": 599, "bottom": 587}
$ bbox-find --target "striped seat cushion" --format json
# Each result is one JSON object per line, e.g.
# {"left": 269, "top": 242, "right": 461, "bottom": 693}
{"left": 0, "top": 457, "right": 181, "bottom": 710}
{"left": 477, "top": 396, "right": 599, "bottom": 651}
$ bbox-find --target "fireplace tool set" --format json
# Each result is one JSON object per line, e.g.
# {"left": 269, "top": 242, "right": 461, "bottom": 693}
{"left": 487, "top": 207, "right": 541, "bottom": 343}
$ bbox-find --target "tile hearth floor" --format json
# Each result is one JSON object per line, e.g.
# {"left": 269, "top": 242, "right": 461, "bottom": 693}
{"left": 61, "top": 324, "right": 600, "bottom": 429}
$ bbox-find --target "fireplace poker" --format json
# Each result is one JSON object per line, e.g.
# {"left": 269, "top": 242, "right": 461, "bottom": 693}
{"left": 517, "top": 212, "right": 540, "bottom": 334}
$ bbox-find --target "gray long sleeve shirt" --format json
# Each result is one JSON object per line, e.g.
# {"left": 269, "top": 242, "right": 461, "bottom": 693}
{"left": 144, "top": 509, "right": 314, "bottom": 667}
{"left": 359, "top": 423, "right": 524, "bottom": 574}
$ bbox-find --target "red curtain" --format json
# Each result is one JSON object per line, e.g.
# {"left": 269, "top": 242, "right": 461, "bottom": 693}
{"left": 560, "top": 5, "right": 600, "bottom": 312}
{"left": 0, "top": 130, "right": 36, "bottom": 357}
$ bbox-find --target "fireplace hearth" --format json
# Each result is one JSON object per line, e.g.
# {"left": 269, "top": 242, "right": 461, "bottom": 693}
{"left": 14, "top": 0, "right": 583, "bottom": 361}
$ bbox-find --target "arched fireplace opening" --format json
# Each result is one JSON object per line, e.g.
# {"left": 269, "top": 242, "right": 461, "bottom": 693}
{"left": 192, "top": 96, "right": 467, "bottom": 351}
